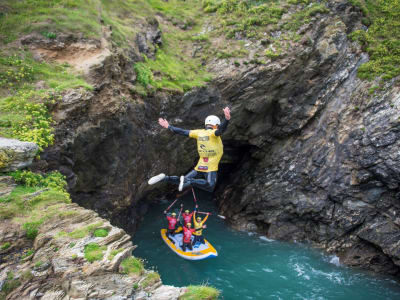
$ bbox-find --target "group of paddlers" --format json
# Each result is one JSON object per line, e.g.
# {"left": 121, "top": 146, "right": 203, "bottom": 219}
{"left": 164, "top": 204, "right": 209, "bottom": 251}
{"left": 148, "top": 107, "right": 232, "bottom": 253}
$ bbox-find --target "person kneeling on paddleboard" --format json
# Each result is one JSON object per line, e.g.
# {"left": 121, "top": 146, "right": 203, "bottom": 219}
{"left": 193, "top": 210, "right": 209, "bottom": 245}
{"left": 182, "top": 222, "right": 205, "bottom": 252}
{"left": 148, "top": 107, "right": 231, "bottom": 192}
{"left": 164, "top": 211, "right": 178, "bottom": 241}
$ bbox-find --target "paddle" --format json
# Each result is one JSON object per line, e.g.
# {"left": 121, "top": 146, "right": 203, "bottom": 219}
{"left": 197, "top": 211, "right": 226, "bottom": 219}
{"left": 191, "top": 187, "right": 198, "bottom": 205}
{"left": 177, "top": 204, "right": 184, "bottom": 223}
{"left": 165, "top": 198, "right": 178, "bottom": 212}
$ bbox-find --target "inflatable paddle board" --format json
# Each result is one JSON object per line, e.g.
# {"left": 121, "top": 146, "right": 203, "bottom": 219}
{"left": 161, "top": 228, "right": 218, "bottom": 260}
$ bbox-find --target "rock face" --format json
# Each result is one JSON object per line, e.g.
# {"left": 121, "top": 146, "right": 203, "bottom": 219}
{"left": 0, "top": 138, "right": 38, "bottom": 172}
{"left": 0, "top": 186, "right": 184, "bottom": 300}
{"left": 35, "top": 0, "right": 400, "bottom": 277}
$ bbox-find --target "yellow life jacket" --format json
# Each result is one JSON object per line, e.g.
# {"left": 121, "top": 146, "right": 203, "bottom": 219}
{"left": 189, "top": 129, "right": 223, "bottom": 172}
{"left": 193, "top": 211, "right": 208, "bottom": 236}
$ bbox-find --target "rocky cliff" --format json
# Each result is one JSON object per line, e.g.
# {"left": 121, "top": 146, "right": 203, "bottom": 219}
{"left": 0, "top": 176, "right": 189, "bottom": 300}
{"left": 2, "top": 0, "right": 399, "bottom": 278}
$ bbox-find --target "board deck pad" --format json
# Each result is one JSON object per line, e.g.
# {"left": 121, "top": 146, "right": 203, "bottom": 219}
{"left": 161, "top": 228, "right": 218, "bottom": 260}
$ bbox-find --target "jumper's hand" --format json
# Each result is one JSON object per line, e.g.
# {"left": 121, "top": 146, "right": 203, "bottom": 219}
{"left": 207, "top": 213, "right": 210, "bottom": 216}
{"left": 163, "top": 211, "right": 167, "bottom": 214}
{"left": 223, "top": 107, "right": 231, "bottom": 120}
{"left": 181, "top": 204, "right": 183, "bottom": 207}
{"left": 196, "top": 205, "right": 198, "bottom": 209}
{"left": 203, "top": 225, "right": 207, "bottom": 229}
{"left": 158, "top": 118, "right": 169, "bottom": 128}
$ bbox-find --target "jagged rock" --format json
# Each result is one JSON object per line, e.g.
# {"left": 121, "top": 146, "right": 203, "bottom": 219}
{"left": 0, "top": 138, "right": 38, "bottom": 172}
{"left": 136, "top": 18, "right": 162, "bottom": 58}
{"left": 0, "top": 190, "right": 183, "bottom": 299}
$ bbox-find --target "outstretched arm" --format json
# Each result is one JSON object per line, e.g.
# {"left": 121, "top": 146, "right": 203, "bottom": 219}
{"left": 159, "top": 118, "right": 189, "bottom": 137}
{"left": 215, "top": 107, "right": 231, "bottom": 136}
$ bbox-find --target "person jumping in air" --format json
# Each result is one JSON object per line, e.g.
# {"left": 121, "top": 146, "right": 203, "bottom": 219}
{"left": 148, "top": 107, "right": 231, "bottom": 192}
{"left": 193, "top": 210, "right": 209, "bottom": 245}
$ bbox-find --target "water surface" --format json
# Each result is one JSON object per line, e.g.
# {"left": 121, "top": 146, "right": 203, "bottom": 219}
{"left": 133, "top": 189, "right": 400, "bottom": 299}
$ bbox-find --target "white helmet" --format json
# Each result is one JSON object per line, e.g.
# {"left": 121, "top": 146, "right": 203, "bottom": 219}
{"left": 205, "top": 115, "right": 220, "bottom": 127}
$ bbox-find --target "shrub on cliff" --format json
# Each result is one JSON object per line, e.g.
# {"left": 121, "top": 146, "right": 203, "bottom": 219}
{"left": 348, "top": 0, "right": 400, "bottom": 81}
{"left": 179, "top": 284, "right": 220, "bottom": 300}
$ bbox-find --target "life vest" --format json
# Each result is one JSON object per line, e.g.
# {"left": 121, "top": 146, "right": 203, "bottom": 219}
{"left": 182, "top": 212, "right": 193, "bottom": 225}
{"left": 167, "top": 216, "right": 177, "bottom": 230}
{"left": 193, "top": 212, "right": 208, "bottom": 236}
{"left": 189, "top": 129, "right": 223, "bottom": 172}
{"left": 183, "top": 227, "right": 195, "bottom": 243}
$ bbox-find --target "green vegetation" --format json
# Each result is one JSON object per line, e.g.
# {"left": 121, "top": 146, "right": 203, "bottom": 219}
{"left": 0, "top": 171, "right": 70, "bottom": 223}
{"left": 141, "top": 272, "right": 160, "bottom": 288}
{"left": 68, "top": 221, "right": 103, "bottom": 239}
{"left": 143, "top": 47, "right": 211, "bottom": 92}
{"left": 11, "top": 170, "right": 68, "bottom": 192}
{"left": 93, "top": 228, "right": 109, "bottom": 237}
{"left": 134, "top": 62, "right": 154, "bottom": 88}
{"left": 34, "top": 261, "right": 43, "bottom": 268}
{"left": 1, "top": 242, "right": 11, "bottom": 250}
{"left": 281, "top": 3, "right": 329, "bottom": 31}
{"left": 0, "top": 272, "right": 21, "bottom": 300}
{"left": 23, "top": 220, "right": 42, "bottom": 240}
{"left": 179, "top": 285, "right": 220, "bottom": 300}
{"left": 120, "top": 256, "right": 144, "bottom": 275}
{"left": 203, "top": 0, "right": 286, "bottom": 39}
{"left": 84, "top": 242, "right": 106, "bottom": 263}
{"left": 21, "top": 248, "right": 34, "bottom": 260}
{"left": 0, "top": 0, "right": 102, "bottom": 44}
{"left": 108, "top": 248, "right": 124, "bottom": 260}
{"left": 0, "top": 53, "right": 91, "bottom": 150}
{"left": 203, "top": 0, "right": 328, "bottom": 39}
{"left": 348, "top": 0, "right": 400, "bottom": 81}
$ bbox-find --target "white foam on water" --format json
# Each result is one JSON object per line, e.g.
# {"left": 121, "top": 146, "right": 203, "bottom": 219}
{"left": 280, "top": 275, "right": 288, "bottom": 280}
{"left": 329, "top": 255, "right": 341, "bottom": 267}
{"left": 247, "top": 232, "right": 256, "bottom": 236}
{"left": 259, "top": 236, "right": 274, "bottom": 242}
{"left": 311, "top": 267, "right": 345, "bottom": 285}
{"left": 293, "top": 263, "right": 310, "bottom": 280}
{"left": 262, "top": 267, "right": 273, "bottom": 273}
{"left": 246, "top": 268, "right": 256, "bottom": 273}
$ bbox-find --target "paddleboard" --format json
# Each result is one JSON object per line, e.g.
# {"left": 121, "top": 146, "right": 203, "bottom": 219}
{"left": 161, "top": 228, "right": 218, "bottom": 260}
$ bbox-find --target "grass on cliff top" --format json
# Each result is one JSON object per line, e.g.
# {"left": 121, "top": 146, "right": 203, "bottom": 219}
{"left": 0, "top": 0, "right": 212, "bottom": 92}
{"left": 179, "top": 285, "right": 220, "bottom": 300}
{"left": 0, "top": 0, "right": 102, "bottom": 44}
{"left": 202, "top": 0, "right": 329, "bottom": 39}
{"left": 0, "top": 52, "right": 91, "bottom": 151}
{"left": 131, "top": 0, "right": 213, "bottom": 92}
{"left": 0, "top": 171, "right": 70, "bottom": 239}
{"left": 348, "top": 0, "right": 400, "bottom": 81}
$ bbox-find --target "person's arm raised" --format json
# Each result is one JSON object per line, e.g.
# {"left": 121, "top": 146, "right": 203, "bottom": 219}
{"left": 215, "top": 107, "right": 231, "bottom": 136}
{"left": 159, "top": 118, "right": 189, "bottom": 137}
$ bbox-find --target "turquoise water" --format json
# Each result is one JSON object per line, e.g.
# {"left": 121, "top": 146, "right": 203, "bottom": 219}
{"left": 133, "top": 189, "right": 400, "bottom": 299}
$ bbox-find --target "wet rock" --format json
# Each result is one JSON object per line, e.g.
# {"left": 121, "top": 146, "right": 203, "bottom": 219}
{"left": 0, "top": 138, "right": 39, "bottom": 172}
